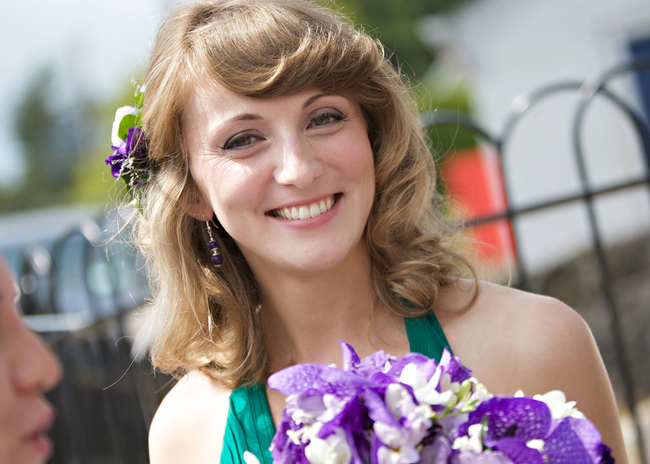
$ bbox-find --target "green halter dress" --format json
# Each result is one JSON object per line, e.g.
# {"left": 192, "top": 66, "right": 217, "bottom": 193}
{"left": 219, "top": 312, "right": 451, "bottom": 463}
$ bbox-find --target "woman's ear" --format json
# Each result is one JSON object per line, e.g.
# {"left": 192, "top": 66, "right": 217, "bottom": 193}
{"left": 186, "top": 189, "right": 212, "bottom": 221}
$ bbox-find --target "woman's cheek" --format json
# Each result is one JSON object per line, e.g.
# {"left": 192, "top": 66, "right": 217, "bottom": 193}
{"left": 210, "top": 164, "right": 269, "bottom": 213}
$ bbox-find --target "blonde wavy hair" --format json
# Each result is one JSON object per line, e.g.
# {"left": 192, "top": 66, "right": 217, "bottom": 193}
{"left": 135, "top": 0, "right": 474, "bottom": 388}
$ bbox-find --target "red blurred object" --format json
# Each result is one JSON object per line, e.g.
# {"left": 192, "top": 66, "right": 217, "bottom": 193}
{"left": 439, "top": 147, "right": 516, "bottom": 267}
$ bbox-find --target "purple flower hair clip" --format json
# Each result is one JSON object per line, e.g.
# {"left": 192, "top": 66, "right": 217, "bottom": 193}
{"left": 105, "top": 85, "right": 153, "bottom": 207}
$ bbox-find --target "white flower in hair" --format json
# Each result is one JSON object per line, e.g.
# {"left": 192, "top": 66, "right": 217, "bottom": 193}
{"left": 111, "top": 106, "right": 136, "bottom": 146}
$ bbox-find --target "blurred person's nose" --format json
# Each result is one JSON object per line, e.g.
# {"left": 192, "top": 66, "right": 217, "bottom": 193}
{"left": 12, "top": 323, "right": 62, "bottom": 395}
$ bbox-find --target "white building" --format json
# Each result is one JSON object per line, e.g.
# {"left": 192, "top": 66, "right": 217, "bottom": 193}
{"left": 419, "top": 0, "right": 650, "bottom": 273}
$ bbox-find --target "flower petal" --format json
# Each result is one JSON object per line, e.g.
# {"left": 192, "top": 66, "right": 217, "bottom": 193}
{"left": 460, "top": 397, "right": 551, "bottom": 444}
{"left": 243, "top": 451, "right": 261, "bottom": 464}
{"left": 543, "top": 417, "right": 601, "bottom": 464}
{"left": 364, "top": 388, "right": 400, "bottom": 427}
{"left": 493, "top": 438, "right": 545, "bottom": 464}
{"left": 341, "top": 342, "right": 361, "bottom": 371}
{"left": 111, "top": 106, "right": 135, "bottom": 146}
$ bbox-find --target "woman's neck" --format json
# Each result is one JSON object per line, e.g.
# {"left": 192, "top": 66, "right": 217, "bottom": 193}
{"left": 251, "top": 240, "right": 407, "bottom": 372}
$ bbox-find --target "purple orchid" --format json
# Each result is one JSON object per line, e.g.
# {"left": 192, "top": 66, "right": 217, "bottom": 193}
{"left": 460, "top": 397, "right": 552, "bottom": 445}
{"left": 106, "top": 126, "right": 150, "bottom": 186}
{"left": 455, "top": 396, "right": 613, "bottom": 464}
{"left": 105, "top": 89, "right": 153, "bottom": 198}
{"left": 341, "top": 342, "right": 394, "bottom": 381}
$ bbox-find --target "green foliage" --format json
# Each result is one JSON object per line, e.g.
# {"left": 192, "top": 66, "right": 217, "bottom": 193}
{"left": 414, "top": 80, "right": 476, "bottom": 158}
{"left": 117, "top": 113, "right": 136, "bottom": 141}
{"left": 1, "top": 64, "right": 143, "bottom": 214}
{"left": 414, "top": 80, "right": 477, "bottom": 198}
{"left": 331, "top": 0, "right": 477, "bottom": 167}
{"left": 69, "top": 147, "right": 124, "bottom": 206}
{"left": 2, "top": 66, "right": 87, "bottom": 212}
{"left": 333, "top": 0, "right": 472, "bottom": 78}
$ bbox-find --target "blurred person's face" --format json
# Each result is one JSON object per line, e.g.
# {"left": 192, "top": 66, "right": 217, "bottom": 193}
{"left": 0, "top": 257, "right": 61, "bottom": 464}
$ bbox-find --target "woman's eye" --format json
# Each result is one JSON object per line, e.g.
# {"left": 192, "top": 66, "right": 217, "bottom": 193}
{"left": 310, "top": 111, "right": 345, "bottom": 127}
{"left": 222, "top": 134, "right": 258, "bottom": 150}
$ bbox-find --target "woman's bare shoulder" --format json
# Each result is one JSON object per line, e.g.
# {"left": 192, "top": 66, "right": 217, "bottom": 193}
{"left": 472, "top": 280, "right": 585, "bottom": 339}
{"left": 149, "top": 370, "right": 232, "bottom": 464}
{"left": 437, "top": 280, "right": 597, "bottom": 392}
{"left": 436, "top": 280, "right": 627, "bottom": 463}
{"left": 479, "top": 282, "right": 591, "bottom": 374}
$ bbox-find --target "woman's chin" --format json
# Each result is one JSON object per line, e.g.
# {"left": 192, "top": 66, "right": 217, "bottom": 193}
{"left": 250, "top": 246, "right": 358, "bottom": 276}
{"left": 273, "top": 255, "right": 348, "bottom": 275}
{"left": 239, "top": 232, "right": 367, "bottom": 276}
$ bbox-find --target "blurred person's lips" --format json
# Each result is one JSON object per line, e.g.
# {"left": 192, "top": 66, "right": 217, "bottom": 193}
{"left": 21, "top": 403, "right": 55, "bottom": 458}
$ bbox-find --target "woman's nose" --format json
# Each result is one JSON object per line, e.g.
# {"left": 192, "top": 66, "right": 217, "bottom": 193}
{"left": 12, "top": 324, "right": 62, "bottom": 394}
{"left": 273, "top": 135, "right": 324, "bottom": 188}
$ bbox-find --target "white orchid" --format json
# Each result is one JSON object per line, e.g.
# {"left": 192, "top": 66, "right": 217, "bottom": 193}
{"left": 533, "top": 390, "right": 585, "bottom": 420}
{"left": 376, "top": 385, "right": 433, "bottom": 464}
{"left": 399, "top": 363, "right": 457, "bottom": 407}
{"left": 305, "top": 428, "right": 352, "bottom": 464}
{"left": 452, "top": 423, "right": 484, "bottom": 453}
{"left": 374, "top": 423, "right": 420, "bottom": 464}
{"left": 111, "top": 105, "right": 136, "bottom": 146}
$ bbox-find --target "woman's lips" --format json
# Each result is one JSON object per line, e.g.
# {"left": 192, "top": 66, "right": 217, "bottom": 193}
{"left": 23, "top": 430, "right": 53, "bottom": 457}
{"left": 22, "top": 405, "right": 55, "bottom": 458}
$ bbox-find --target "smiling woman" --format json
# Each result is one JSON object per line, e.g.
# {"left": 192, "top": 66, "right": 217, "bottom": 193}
{"left": 106, "top": 0, "right": 628, "bottom": 463}
{"left": 134, "top": 0, "right": 460, "bottom": 393}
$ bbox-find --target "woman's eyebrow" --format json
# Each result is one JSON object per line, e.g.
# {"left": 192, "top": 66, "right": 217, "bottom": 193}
{"left": 302, "top": 93, "right": 333, "bottom": 109}
{"left": 223, "top": 94, "right": 336, "bottom": 123}
{"left": 230, "top": 113, "right": 262, "bottom": 122}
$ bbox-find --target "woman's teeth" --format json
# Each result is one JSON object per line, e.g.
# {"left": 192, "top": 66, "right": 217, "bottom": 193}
{"left": 274, "top": 196, "right": 335, "bottom": 220}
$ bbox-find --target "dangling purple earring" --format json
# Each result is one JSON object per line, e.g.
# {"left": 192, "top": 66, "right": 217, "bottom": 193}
{"left": 204, "top": 217, "right": 223, "bottom": 267}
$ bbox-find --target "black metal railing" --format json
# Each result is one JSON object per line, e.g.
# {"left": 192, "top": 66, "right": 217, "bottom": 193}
{"left": 423, "top": 57, "right": 650, "bottom": 464}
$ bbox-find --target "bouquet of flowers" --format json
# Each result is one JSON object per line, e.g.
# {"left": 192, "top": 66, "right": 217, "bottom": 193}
{"left": 267, "top": 342, "right": 614, "bottom": 464}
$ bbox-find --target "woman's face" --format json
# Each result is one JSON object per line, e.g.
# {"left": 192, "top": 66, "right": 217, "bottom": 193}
{"left": 184, "top": 87, "right": 375, "bottom": 276}
{"left": 0, "top": 257, "right": 61, "bottom": 464}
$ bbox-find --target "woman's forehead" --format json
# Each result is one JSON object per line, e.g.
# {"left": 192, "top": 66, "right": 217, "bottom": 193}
{"left": 185, "top": 85, "right": 321, "bottom": 121}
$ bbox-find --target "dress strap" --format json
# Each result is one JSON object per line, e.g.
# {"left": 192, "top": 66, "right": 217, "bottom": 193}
{"left": 220, "top": 383, "right": 275, "bottom": 464}
{"left": 404, "top": 311, "right": 453, "bottom": 360}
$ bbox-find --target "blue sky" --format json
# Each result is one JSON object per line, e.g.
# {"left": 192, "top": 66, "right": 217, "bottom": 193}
{"left": 1, "top": 0, "right": 181, "bottom": 188}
